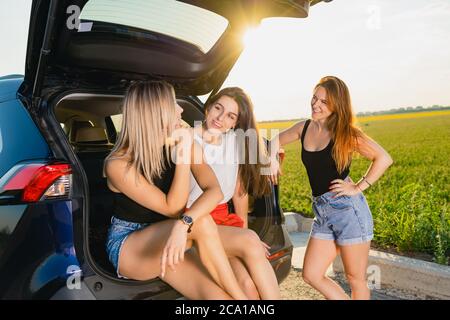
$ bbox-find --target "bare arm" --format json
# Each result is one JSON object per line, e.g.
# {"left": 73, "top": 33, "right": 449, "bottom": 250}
{"left": 105, "top": 153, "right": 190, "bottom": 218}
{"left": 159, "top": 142, "right": 223, "bottom": 278}
{"left": 329, "top": 134, "right": 393, "bottom": 197}
{"left": 232, "top": 177, "right": 249, "bottom": 228}
{"left": 187, "top": 142, "right": 224, "bottom": 224}
{"left": 232, "top": 177, "right": 271, "bottom": 255}
{"left": 354, "top": 135, "right": 394, "bottom": 191}
{"left": 269, "top": 120, "right": 306, "bottom": 159}
{"left": 268, "top": 120, "right": 306, "bottom": 184}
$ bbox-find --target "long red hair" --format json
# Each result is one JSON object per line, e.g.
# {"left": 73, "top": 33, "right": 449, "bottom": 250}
{"left": 315, "top": 76, "right": 365, "bottom": 173}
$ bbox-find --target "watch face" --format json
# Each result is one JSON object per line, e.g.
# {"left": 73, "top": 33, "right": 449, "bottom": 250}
{"left": 183, "top": 215, "right": 193, "bottom": 225}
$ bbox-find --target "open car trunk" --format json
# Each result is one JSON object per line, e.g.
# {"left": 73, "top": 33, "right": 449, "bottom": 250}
{"left": 22, "top": 0, "right": 324, "bottom": 99}
{"left": 53, "top": 91, "right": 289, "bottom": 283}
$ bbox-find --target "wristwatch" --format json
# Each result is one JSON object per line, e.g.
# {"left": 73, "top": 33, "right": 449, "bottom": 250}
{"left": 179, "top": 214, "right": 194, "bottom": 233}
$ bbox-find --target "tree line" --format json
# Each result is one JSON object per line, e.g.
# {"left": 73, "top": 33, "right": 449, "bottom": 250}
{"left": 356, "top": 105, "right": 450, "bottom": 117}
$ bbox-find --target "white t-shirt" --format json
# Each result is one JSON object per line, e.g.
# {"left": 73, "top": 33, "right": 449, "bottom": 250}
{"left": 186, "top": 129, "right": 239, "bottom": 208}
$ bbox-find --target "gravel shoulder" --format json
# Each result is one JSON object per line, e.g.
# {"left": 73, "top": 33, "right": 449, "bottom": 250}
{"left": 279, "top": 267, "right": 432, "bottom": 300}
{"left": 279, "top": 267, "right": 325, "bottom": 300}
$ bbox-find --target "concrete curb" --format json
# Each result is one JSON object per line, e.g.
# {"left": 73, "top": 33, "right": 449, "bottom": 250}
{"left": 283, "top": 212, "right": 313, "bottom": 233}
{"left": 333, "top": 250, "right": 450, "bottom": 300}
{"left": 283, "top": 212, "right": 450, "bottom": 300}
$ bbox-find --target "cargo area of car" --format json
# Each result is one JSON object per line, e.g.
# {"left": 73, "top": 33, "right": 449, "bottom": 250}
{"left": 52, "top": 91, "right": 286, "bottom": 281}
{"left": 48, "top": 90, "right": 292, "bottom": 293}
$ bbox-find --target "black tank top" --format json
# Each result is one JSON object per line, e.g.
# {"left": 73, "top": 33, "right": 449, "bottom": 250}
{"left": 301, "top": 119, "right": 350, "bottom": 197}
{"left": 112, "top": 150, "right": 176, "bottom": 224}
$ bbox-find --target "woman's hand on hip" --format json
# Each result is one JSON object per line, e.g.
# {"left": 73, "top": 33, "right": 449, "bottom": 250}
{"left": 329, "top": 179, "right": 361, "bottom": 198}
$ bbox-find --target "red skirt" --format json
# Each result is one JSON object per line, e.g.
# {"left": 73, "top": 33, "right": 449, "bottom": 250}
{"left": 185, "top": 203, "right": 244, "bottom": 228}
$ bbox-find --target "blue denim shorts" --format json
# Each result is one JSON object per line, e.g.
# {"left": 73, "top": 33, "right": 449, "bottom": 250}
{"left": 106, "top": 216, "right": 149, "bottom": 278}
{"left": 310, "top": 191, "right": 374, "bottom": 246}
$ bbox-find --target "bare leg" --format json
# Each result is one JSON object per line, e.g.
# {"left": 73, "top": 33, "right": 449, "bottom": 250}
{"left": 302, "top": 237, "right": 350, "bottom": 300}
{"left": 118, "top": 215, "right": 247, "bottom": 299}
{"left": 340, "top": 241, "right": 371, "bottom": 300}
{"left": 217, "top": 226, "right": 280, "bottom": 300}
{"left": 229, "top": 257, "right": 260, "bottom": 300}
{"left": 163, "top": 249, "right": 233, "bottom": 300}
{"left": 190, "top": 216, "right": 248, "bottom": 299}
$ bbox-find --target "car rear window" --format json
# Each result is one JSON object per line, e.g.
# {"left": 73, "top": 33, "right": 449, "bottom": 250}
{"left": 80, "top": 0, "right": 229, "bottom": 53}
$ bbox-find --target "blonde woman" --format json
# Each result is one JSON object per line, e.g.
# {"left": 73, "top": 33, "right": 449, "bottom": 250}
{"left": 270, "top": 76, "right": 393, "bottom": 300}
{"left": 104, "top": 80, "right": 247, "bottom": 299}
{"left": 187, "top": 87, "right": 281, "bottom": 299}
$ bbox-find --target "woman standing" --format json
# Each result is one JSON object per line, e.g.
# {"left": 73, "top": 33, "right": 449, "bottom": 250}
{"left": 270, "top": 76, "right": 393, "bottom": 300}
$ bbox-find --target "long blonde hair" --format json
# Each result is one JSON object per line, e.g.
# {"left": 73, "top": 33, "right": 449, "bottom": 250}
{"left": 315, "top": 76, "right": 365, "bottom": 173}
{"left": 105, "top": 80, "right": 177, "bottom": 184}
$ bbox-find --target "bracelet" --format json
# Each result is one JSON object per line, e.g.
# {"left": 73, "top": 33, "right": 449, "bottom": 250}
{"left": 362, "top": 176, "right": 373, "bottom": 187}
{"left": 356, "top": 183, "right": 364, "bottom": 193}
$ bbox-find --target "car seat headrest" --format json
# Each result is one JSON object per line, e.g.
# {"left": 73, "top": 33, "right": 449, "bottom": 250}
{"left": 75, "top": 127, "right": 109, "bottom": 144}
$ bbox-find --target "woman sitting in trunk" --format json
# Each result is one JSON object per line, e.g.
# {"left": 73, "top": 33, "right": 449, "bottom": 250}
{"left": 186, "top": 87, "right": 281, "bottom": 299}
{"left": 104, "top": 80, "right": 248, "bottom": 299}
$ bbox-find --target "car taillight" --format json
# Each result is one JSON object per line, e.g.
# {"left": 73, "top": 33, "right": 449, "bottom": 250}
{"left": 3, "top": 163, "right": 72, "bottom": 202}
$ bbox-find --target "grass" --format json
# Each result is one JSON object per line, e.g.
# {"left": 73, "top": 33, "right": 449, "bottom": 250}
{"left": 258, "top": 111, "right": 450, "bottom": 264}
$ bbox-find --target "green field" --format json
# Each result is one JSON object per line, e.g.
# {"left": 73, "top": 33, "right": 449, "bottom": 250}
{"left": 259, "top": 111, "right": 450, "bottom": 264}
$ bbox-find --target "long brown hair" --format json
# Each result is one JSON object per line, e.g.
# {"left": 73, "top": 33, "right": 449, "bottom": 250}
{"left": 315, "top": 76, "right": 365, "bottom": 173}
{"left": 205, "top": 87, "right": 271, "bottom": 198}
{"left": 104, "top": 80, "right": 177, "bottom": 184}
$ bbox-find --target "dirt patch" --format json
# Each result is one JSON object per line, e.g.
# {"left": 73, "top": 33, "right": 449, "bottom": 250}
{"left": 279, "top": 267, "right": 325, "bottom": 300}
{"left": 279, "top": 267, "right": 434, "bottom": 300}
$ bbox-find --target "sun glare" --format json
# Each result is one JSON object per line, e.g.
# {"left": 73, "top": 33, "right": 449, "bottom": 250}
{"left": 242, "top": 26, "right": 261, "bottom": 48}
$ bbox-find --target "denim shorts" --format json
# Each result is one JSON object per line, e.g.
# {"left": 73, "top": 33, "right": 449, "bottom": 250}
{"left": 310, "top": 191, "right": 374, "bottom": 246}
{"left": 106, "top": 216, "right": 149, "bottom": 278}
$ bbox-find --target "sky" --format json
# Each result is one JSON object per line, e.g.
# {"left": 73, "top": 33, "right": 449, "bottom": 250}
{"left": 1, "top": 0, "right": 449, "bottom": 121}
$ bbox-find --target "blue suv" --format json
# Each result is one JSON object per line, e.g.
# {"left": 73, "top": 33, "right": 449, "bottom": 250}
{"left": 0, "top": 0, "right": 328, "bottom": 299}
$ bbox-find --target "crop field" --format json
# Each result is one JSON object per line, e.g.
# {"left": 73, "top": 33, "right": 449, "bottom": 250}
{"left": 258, "top": 111, "right": 450, "bottom": 264}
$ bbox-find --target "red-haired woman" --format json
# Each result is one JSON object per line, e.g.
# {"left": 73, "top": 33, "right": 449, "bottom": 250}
{"left": 270, "top": 76, "right": 393, "bottom": 300}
